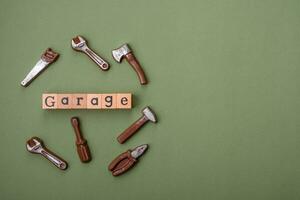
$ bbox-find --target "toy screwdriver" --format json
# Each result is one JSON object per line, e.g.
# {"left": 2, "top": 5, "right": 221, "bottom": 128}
{"left": 108, "top": 144, "right": 148, "bottom": 176}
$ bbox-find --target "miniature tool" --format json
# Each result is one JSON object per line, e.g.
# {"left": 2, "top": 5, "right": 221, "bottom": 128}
{"left": 117, "top": 106, "right": 157, "bottom": 144}
{"left": 71, "top": 117, "right": 91, "bottom": 162}
{"left": 26, "top": 137, "right": 68, "bottom": 170}
{"left": 21, "top": 48, "right": 59, "bottom": 87}
{"left": 71, "top": 35, "right": 109, "bottom": 71}
{"left": 108, "top": 144, "right": 148, "bottom": 176}
{"left": 112, "top": 44, "right": 147, "bottom": 85}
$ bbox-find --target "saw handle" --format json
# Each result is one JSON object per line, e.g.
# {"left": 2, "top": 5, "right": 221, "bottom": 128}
{"left": 117, "top": 115, "right": 148, "bottom": 144}
{"left": 125, "top": 53, "right": 147, "bottom": 85}
{"left": 71, "top": 117, "right": 91, "bottom": 162}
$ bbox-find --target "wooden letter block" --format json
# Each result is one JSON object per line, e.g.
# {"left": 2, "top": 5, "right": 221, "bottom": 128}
{"left": 101, "top": 94, "right": 117, "bottom": 109}
{"left": 42, "top": 94, "right": 57, "bottom": 109}
{"left": 117, "top": 93, "right": 132, "bottom": 109}
{"left": 87, "top": 94, "right": 102, "bottom": 109}
{"left": 42, "top": 93, "right": 132, "bottom": 110}
{"left": 57, "top": 94, "right": 73, "bottom": 109}
{"left": 72, "top": 94, "right": 87, "bottom": 109}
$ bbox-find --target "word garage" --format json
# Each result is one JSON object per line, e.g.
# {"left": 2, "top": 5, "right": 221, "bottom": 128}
{"left": 42, "top": 93, "right": 132, "bottom": 109}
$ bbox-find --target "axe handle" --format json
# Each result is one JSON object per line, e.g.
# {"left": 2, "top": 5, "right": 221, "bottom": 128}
{"left": 117, "top": 115, "right": 148, "bottom": 144}
{"left": 125, "top": 53, "right": 147, "bottom": 85}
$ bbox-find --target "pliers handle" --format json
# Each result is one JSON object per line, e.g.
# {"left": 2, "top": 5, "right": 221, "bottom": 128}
{"left": 108, "top": 150, "right": 137, "bottom": 176}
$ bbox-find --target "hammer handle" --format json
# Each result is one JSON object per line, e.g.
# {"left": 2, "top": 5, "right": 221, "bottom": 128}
{"left": 117, "top": 115, "right": 148, "bottom": 144}
{"left": 125, "top": 53, "right": 147, "bottom": 85}
{"left": 71, "top": 117, "right": 91, "bottom": 162}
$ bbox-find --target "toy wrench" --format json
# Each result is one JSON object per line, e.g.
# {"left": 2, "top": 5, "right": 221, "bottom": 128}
{"left": 21, "top": 48, "right": 59, "bottom": 87}
{"left": 26, "top": 137, "right": 68, "bottom": 170}
{"left": 108, "top": 144, "right": 148, "bottom": 176}
{"left": 71, "top": 35, "right": 109, "bottom": 71}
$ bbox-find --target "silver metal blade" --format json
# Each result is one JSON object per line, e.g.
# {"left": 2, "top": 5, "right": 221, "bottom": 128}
{"left": 21, "top": 59, "right": 49, "bottom": 87}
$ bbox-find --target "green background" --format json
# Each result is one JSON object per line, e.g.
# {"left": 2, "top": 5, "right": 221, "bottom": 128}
{"left": 0, "top": 0, "right": 299, "bottom": 199}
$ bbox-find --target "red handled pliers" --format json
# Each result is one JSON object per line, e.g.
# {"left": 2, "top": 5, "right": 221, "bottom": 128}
{"left": 108, "top": 144, "right": 148, "bottom": 176}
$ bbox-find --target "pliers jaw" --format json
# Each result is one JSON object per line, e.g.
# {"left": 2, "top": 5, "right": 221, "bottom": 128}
{"left": 131, "top": 144, "right": 148, "bottom": 159}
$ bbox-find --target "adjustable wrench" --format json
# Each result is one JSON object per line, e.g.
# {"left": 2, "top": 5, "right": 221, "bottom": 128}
{"left": 26, "top": 137, "right": 68, "bottom": 170}
{"left": 71, "top": 35, "right": 109, "bottom": 71}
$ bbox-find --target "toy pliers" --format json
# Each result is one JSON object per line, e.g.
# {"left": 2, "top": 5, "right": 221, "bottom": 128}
{"left": 108, "top": 144, "right": 148, "bottom": 176}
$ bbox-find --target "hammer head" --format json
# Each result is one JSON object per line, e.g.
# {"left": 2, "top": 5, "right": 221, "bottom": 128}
{"left": 142, "top": 106, "right": 157, "bottom": 123}
{"left": 112, "top": 44, "right": 131, "bottom": 62}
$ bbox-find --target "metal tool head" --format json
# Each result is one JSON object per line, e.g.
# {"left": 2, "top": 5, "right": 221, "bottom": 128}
{"left": 142, "top": 106, "right": 157, "bottom": 123}
{"left": 131, "top": 144, "right": 148, "bottom": 159}
{"left": 112, "top": 43, "right": 131, "bottom": 62}
{"left": 71, "top": 36, "right": 87, "bottom": 51}
{"left": 26, "top": 137, "right": 43, "bottom": 153}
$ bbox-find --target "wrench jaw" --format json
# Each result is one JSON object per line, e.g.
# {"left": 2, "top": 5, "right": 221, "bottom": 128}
{"left": 71, "top": 36, "right": 87, "bottom": 52}
{"left": 26, "top": 137, "right": 43, "bottom": 154}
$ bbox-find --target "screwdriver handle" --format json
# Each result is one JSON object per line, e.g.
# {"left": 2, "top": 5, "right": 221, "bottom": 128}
{"left": 71, "top": 117, "right": 91, "bottom": 163}
{"left": 71, "top": 117, "right": 84, "bottom": 142}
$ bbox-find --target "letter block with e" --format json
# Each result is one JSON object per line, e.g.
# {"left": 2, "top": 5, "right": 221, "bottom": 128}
{"left": 117, "top": 93, "right": 132, "bottom": 109}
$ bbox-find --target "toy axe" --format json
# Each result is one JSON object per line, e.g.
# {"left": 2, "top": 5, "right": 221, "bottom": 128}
{"left": 112, "top": 44, "right": 148, "bottom": 85}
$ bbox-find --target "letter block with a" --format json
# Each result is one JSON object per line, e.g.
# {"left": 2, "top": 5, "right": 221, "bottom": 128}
{"left": 57, "top": 94, "right": 73, "bottom": 109}
{"left": 87, "top": 94, "right": 102, "bottom": 109}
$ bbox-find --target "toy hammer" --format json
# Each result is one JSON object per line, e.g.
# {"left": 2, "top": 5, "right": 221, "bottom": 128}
{"left": 112, "top": 44, "right": 147, "bottom": 85}
{"left": 117, "top": 106, "right": 157, "bottom": 144}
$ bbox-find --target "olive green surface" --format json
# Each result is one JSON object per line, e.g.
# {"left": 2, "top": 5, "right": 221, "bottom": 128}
{"left": 0, "top": 0, "right": 299, "bottom": 199}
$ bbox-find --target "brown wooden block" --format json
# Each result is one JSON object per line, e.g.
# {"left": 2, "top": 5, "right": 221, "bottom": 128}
{"left": 101, "top": 94, "right": 117, "bottom": 109}
{"left": 72, "top": 94, "right": 87, "bottom": 109}
{"left": 57, "top": 94, "right": 73, "bottom": 109}
{"left": 87, "top": 94, "right": 102, "bottom": 109}
{"left": 42, "top": 94, "right": 58, "bottom": 109}
{"left": 117, "top": 93, "right": 132, "bottom": 109}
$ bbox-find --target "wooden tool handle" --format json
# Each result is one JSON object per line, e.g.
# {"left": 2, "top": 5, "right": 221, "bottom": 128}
{"left": 108, "top": 151, "right": 131, "bottom": 171}
{"left": 71, "top": 117, "right": 84, "bottom": 141}
{"left": 41, "top": 48, "right": 59, "bottom": 63}
{"left": 71, "top": 117, "right": 91, "bottom": 162}
{"left": 117, "top": 116, "right": 148, "bottom": 144}
{"left": 125, "top": 53, "right": 147, "bottom": 85}
{"left": 112, "top": 157, "right": 136, "bottom": 176}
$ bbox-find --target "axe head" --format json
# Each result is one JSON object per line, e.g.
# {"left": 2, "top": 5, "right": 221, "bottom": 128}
{"left": 142, "top": 106, "right": 157, "bottom": 123}
{"left": 112, "top": 44, "right": 131, "bottom": 62}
